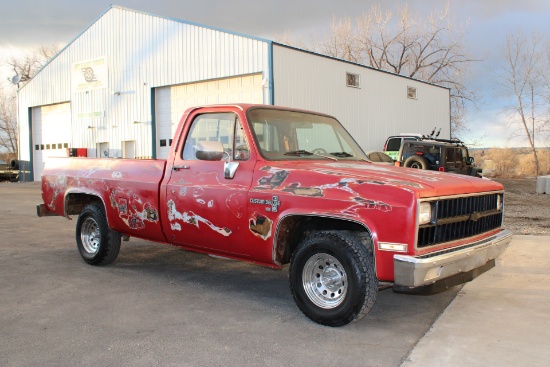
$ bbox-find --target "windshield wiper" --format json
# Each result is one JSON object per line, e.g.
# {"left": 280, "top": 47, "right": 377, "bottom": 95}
{"left": 330, "top": 152, "right": 368, "bottom": 161}
{"left": 330, "top": 152, "right": 353, "bottom": 157}
{"left": 284, "top": 150, "right": 338, "bottom": 161}
{"left": 284, "top": 150, "right": 313, "bottom": 156}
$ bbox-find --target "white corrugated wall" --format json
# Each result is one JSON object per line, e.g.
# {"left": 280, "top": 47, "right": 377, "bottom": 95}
{"left": 18, "top": 6, "right": 271, "bottom": 180}
{"left": 272, "top": 45, "right": 450, "bottom": 152}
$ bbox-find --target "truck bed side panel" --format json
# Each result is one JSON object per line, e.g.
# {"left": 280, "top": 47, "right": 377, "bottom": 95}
{"left": 42, "top": 157, "right": 167, "bottom": 243}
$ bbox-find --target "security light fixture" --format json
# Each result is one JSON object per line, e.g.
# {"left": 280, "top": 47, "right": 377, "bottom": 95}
{"left": 9, "top": 75, "right": 21, "bottom": 85}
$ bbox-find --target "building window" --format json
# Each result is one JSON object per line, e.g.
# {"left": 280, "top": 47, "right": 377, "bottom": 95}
{"left": 169, "top": 139, "right": 173, "bottom": 146}
{"left": 346, "top": 73, "right": 360, "bottom": 88}
{"left": 407, "top": 86, "right": 417, "bottom": 100}
{"left": 160, "top": 139, "right": 167, "bottom": 147}
{"left": 35, "top": 145, "right": 40, "bottom": 150}
{"left": 64, "top": 143, "right": 69, "bottom": 148}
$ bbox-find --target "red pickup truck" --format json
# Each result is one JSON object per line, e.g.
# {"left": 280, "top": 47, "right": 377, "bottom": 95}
{"left": 37, "top": 104, "right": 512, "bottom": 326}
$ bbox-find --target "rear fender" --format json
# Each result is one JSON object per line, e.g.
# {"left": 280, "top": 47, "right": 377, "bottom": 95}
{"left": 64, "top": 188, "right": 108, "bottom": 220}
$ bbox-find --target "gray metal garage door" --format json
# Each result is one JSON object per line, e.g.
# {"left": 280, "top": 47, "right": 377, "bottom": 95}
{"left": 155, "top": 74, "right": 264, "bottom": 159}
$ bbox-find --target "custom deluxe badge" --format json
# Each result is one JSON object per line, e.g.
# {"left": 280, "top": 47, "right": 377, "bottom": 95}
{"left": 249, "top": 196, "right": 280, "bottom": 212}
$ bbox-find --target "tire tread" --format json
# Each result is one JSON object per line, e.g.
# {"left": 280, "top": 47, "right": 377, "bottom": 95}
{"left": 76, "top": 203, "right": 121, "bottom": 266}
{"left": 289, "top": 230, "right": 378, "bottom": 326}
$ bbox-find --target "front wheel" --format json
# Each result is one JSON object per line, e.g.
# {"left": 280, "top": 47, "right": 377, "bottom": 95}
{"left": 76, "top": 204, "right": 121, "bottom": 265}
{"left": 289, "top": 231, "right": 378, "bottom": 327}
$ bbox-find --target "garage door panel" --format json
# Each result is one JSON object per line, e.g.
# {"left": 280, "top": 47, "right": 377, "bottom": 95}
{"left": 32, "top": 102, "right": 71, "bottom": 180}
{"left": 207, "top": 95, "right": 218, "bottom": 104}
{"left": 155, "top": 74, "right": 264, "bottom": 159}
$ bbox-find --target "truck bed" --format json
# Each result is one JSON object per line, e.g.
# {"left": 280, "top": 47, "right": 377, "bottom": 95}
{"left": 41, "top": 157, "right": 167, "bottom": 242}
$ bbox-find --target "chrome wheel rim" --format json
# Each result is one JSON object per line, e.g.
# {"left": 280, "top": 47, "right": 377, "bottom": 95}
{"left": 81, "top": 217, "right": 100, "bottom": 254}
{"left": 302, "top": 253, "right": 348, "bottom": 309}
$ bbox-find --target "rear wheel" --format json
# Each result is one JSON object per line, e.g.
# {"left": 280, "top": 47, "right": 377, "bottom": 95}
{"left": 404, "top": 155, "right": 429, "bottom": 169}
{"left": 76, "top": 204, "right": 121, "bottom": 265}
{"left": 289, "top": 231, "right": 378, "bottom": 327}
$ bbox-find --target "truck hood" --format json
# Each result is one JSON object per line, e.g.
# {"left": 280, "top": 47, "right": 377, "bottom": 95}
{"left": 269, "top": 161, "right": 503, "bottom": 198}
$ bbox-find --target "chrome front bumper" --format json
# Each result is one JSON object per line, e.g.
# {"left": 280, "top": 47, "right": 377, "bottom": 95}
{"left": 394, "top": 229, "right": 512, "bottom": 289}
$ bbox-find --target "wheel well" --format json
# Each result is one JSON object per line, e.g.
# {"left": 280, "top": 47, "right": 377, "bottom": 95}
{"left": 65, "top": 193, "right": 103, "bottom": 216}
{"left": 274, "top": 216, "right": 373, "bottom": 265}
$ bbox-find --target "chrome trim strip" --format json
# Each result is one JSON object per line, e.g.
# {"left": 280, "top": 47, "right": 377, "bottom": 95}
{"left": 418, "top": 190, "right": 504, "bottom": 202}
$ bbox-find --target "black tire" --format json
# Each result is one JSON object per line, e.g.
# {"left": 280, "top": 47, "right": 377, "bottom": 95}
{"left": 289, "top": 231, "right": 378, "bottom": 327}
{"left": 76, "top": 204, "right": 121, "bottom": 265}
{"left": 404, "top": 155, "right": 429, "bottom": 169}
{"left": 10, "top": 159, "right": 19, "bottom": 170}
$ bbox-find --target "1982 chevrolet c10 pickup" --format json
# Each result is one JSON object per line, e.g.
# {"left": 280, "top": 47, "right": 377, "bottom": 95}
{"left": 37, "top": 104, "right": 512, "bottom": 326}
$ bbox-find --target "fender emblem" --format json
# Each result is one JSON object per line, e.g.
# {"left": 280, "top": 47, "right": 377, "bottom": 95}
{"left": 249, "top": 196, "right": 281, "bottom": 213}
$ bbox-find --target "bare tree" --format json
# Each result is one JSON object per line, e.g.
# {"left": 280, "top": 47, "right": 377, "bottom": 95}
{"left": 0, "top": 85, "right": 18, "bottom": 156}
{"left": 499, "top": 31, "right": 548, "bottom": 176}
{"left": 277, "top": 3, "right": 478, "bottom": 135}
{"left": 317, "top": 18, "right": 361, "bottom": 63}
{"left": 274, "top": 31, "right": 307, "bottom": 51}
{"left": 7, "top": 44, "right": 59, "bottom": 86}
{"left": 0, "top": 45, "right": 59, "bottom": 156}
{"left": 542, "top": 42, "right": 550, "bottom": 142}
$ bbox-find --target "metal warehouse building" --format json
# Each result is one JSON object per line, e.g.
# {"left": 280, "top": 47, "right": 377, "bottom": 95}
{"left": 17, "top": 5, "right": 450, "bottom": 181}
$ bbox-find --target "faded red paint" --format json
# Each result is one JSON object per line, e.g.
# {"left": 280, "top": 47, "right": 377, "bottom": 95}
{"left": 40, "top": 104, "right": 506, "bottom": 282}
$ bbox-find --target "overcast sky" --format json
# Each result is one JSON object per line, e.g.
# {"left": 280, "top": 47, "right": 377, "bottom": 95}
{"left": 1, "top": 0, "right": 549, "bottom": 147}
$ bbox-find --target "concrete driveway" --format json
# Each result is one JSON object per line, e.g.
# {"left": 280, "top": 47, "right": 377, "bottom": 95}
{"left": 402, "top": 234, "right": 550, "bottom": 367}
{"left": 2, "top": 182, "right": 547, "bottom": 366}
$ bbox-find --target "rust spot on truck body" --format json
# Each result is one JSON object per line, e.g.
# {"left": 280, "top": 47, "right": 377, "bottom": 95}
{"left": 249, "top": 213, "right": 273, "bottom": 240}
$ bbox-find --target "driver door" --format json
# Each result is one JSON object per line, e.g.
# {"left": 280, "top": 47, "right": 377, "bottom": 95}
{"left": 164, "top": 110, "right": 255, "bottom": 256}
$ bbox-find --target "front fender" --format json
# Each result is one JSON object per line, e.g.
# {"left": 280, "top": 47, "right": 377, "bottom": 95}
{"left": 272, "top": 209, "right": 379, "bottom": 264}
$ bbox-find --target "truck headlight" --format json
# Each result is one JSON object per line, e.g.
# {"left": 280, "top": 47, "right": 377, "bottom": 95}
{"left": 418, "top": 202, "right": 432, "bottom": 225}
{"left": 496, "top": 195, "right": 503, "bottom": 210}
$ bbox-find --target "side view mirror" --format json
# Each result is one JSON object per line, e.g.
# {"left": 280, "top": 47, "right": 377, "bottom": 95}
{"left": 468, "top": 157, "right": 474, "bottom": 164}
{"left": 195, "top": 141, "right": 225, "bottom": 161}
{"left": 195, "top": 140, "right": 240, "bottom": 179}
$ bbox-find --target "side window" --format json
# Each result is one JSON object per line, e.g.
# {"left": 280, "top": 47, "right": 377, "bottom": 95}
{"left": 182, "top": 113, "right": 235, "bottom": 161}
{"left": 455, "top": 148, "right": 464, "bottom": 163}
{"left": 428, "top": 145, "right": 442, "bottom": 161}
{"left": 386, "top": 138, "right": 402, "bottom": 151}
{"left": 182, "top": 112, "right": 250, "bottom": 161}
{"left": 459, "top": 148, "right": 468, "bottom": 163}
{"left": 445, "top": 147, "right": 456, "bottom": 163}
{"left": 233, "top": 119, "right": 250, "bottom": 161}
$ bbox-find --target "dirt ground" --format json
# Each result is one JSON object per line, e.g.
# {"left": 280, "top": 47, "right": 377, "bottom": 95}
{"left": 494, "top": 178, "right": 550, "bottom": 235}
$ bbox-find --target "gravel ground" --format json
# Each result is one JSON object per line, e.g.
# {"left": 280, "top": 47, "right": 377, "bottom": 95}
{"left": 494, "top": 178, "right": 550, "bottom": 235}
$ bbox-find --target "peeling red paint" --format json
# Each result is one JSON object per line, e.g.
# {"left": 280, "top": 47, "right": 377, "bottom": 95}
{"left": 39, "top": 104, "right": 507, "bottom": 282}
{"left": 249, "top": 212, "right": 273, "bottom": 240}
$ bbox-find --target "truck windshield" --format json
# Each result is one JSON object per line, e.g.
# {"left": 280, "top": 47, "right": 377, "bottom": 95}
{"left": 248, "top": 108, "right": 368, "bottom": 161}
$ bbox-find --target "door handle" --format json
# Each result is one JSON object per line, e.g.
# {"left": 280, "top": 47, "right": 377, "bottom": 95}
{"left": 173, "top": 165, "right": 190, "bottom": 171}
